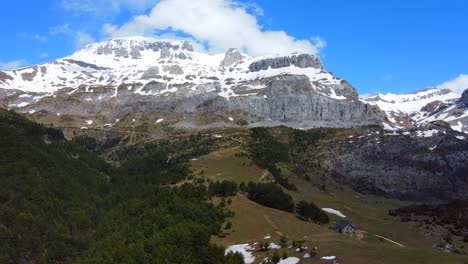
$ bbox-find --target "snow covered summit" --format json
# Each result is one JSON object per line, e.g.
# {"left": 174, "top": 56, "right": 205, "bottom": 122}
{"left": 0, "top": 37, "right": 380, "bottom": 129}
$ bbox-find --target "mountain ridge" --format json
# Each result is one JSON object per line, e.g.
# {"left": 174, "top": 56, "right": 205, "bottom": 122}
{"left": 0, "top": 37, "right": 381, "bottom": 129}
{"left": 361, "top": 87, "right": 468, "bottom": 133}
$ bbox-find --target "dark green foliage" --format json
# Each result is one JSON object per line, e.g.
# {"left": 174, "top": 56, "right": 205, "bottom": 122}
{"left": 279, "top": 235, "right": 288, "bottom": 247}
{"left": 246, "top": 182, "right": 294, "bottom": 212}
{"left": 289, "top": 129, "right": 323, "bottom": 151}
{"left": 114, "top": 147, "right": 190, "bottom": 185}
{"left": 72, "top": 135, "right": 99, "bottom": 151}
{"left": 113, "top": 134, "right": 214, "bottom": 185}
{"left": 0, "top": 109, "right": 242, "bottom": 264}
{"left": 296, "top": 200, "right": 329, "bottom": 224}
{"left": 80, "top": 185, "right": 230, "bottom": 264}
{"left": 259, "top": 241, "right": 270, "bottom": 251}
{"left": 67, "top": 136, "right": 112, "bottom": 174}
{"left": 248, "top": 128, "right": 289, "bottom": 168}
{"left": 267, "top": 165, "right": 296, "bottom": 191}
{"left": 239, "top": 182, "right": 247, "bottom": 192}
{"left": 271, "top": 252, "right": 281, "bottom": 264}
{"left": 288, "top": 128, "right": 336, "bottom": 187}
{"left": 248, "top": 128, "right": 296, "bottom": 190}
{"left": 209, "top": 180, "right": 239, "bottom": 197}
{"left": 0, "top": 110, "right": 107, "bottom": 263}
{"left": 225, "top": 252, "right": 245, "bottom": 264}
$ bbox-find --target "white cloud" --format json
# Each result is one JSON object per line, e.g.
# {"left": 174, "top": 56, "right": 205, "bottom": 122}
{"left": 437, "top": 74, "right": 468, "bottom": 95}
{"left": 50, "top": 24, "right": 95, "bottom": 48}
{"left": 40, "top": 52, "right": 49, "bottom": 58}
{"left": 0, "top": 60, "right": 26, "bottom": 71}
{"left": 103, "top": 0, "right": 325, "bottom": 56}
{"left": 75, "top": 32, "right": 95, "bottom": 48}
{"left": 61, "top": 0, "right": 158, "bottom": 16}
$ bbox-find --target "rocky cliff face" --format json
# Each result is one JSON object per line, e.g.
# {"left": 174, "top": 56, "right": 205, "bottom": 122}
{"left": 462, "top": 88, "right": 468, "bottom": 106}
{"left": 317, "top": 126, "right": 468, "bottom": 201}
{"left": 248, "top": 54, "right": 323, "bottom": 72}
{"left": 0, "top": 71, "right": 12, "bottom": 84}
{"left": 0, "top": 37, "right": 381, "bottom": 129}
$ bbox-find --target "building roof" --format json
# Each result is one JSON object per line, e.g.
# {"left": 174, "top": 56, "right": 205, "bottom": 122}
{"left": 336, "top": 219, "right": 356, "bottom": 231}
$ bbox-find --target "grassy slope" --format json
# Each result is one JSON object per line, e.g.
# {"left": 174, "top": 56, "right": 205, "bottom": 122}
{"left": 191, "top": 146, "right": 268, "bottom": 184}
{"left": 192, "top": 141, "right": 468, "bottom": 264}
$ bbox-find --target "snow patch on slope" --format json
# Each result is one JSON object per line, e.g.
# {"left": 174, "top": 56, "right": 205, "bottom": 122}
{"left": 225, "top": 244, "right": 255, "bottom": 264}
{"left": 322, "top": 208, "right": 346, "bottom": 218}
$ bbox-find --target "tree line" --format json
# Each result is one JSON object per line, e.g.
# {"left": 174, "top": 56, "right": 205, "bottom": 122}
{"left": 0, "top": 109, "right": 243, "bottom": 264}
{"left": 208, "top": 180, "right": 329, "bottom": 224}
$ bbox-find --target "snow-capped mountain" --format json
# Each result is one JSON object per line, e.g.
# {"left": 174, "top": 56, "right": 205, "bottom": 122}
{"left": 1, "top": 37, "right": 347, "bottom": 99}
{"left": 0, "top": 37, "right": 379, "bottom": 129}
{"left": 362, "top": 87, "right": 468, "bottom": 133}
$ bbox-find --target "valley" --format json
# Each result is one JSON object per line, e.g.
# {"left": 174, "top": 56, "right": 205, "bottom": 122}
{"left": 0, "top": 36, "right": 467, "bottom": 264}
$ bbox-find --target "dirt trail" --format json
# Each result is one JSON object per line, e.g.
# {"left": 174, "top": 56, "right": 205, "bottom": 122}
{"left": 263, "top": 214, "right": 279, "bottom": 230}
{"left": 361, "top": 231, "right": 405, "bottom": 247}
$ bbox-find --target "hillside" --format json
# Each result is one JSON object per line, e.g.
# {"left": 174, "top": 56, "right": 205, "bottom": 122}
{"left": 188, "top": 128, "right": 468, "bottom": 263}
{"left": 0, "top": 109, "right": 244, "bottom": 264}
{"left": 1, "top": 109, "right": 468, "bottom": 263}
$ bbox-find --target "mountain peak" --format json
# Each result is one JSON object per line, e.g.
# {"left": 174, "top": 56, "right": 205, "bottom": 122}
{"left": 221, "top": 48, "right": 246, "bottom": 67}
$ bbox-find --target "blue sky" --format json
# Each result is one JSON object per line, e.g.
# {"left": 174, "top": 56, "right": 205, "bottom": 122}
{"left": 1, "top": 0, "right": 467, "bottom": 95}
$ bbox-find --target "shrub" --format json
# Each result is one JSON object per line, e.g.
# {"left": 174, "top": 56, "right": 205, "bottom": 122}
{"left": 246, "top": 182, "right": 294, "bottom": 212}
{"left": 296, "top": 200, "right": 329, "bottom": 224}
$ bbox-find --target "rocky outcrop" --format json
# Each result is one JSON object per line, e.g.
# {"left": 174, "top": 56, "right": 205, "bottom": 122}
{"left": 20, "top": 66, "right": 38, "bottom": 81}
{"left": 221, "top": 48, "right": 245, "bottom": 67}
{"left": 462, "top": 88, "right": 468, "bottom": 106}
{"left": 94, "top": 39, "right": 194, "bottom": 59}
{"left": 317, "top": 130, "right": 468, "bottom": 201}
{"left": 163, "top": 65, "right": 184, "bottom": 75}
{"left": 0, "top": 71, "right": 12, "bottom": 84}
{"left": 420, "top": 100, "right": 449, "bottom": 114}
{"left": 249, "top": 54, "right": 323, "bottom": 72}
{"left": 63, "top": 59, "right": 110, "bottom": 71}
{"left": 181, "top": 41, "right": 194, "bottom": 52}
{"left": 141, "top": 67, "right": 160, "bottom": 79}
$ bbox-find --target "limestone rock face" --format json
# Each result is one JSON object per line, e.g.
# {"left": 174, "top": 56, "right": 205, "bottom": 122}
{"left": 0, "top": 73, "right": 380, "bottom": 130}
{"left": 249, "top": 54, "right": 323, "bottom": 72}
